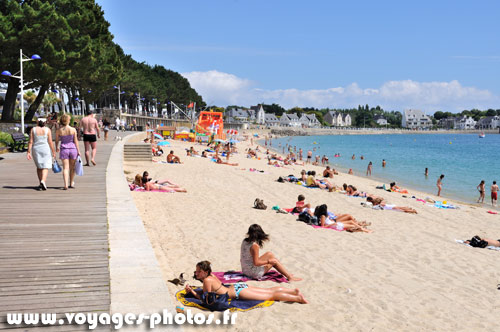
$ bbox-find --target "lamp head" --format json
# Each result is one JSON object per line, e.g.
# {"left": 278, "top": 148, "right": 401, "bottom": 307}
{"left": 30, "top": 54, "right": 41, "bottom": 60}
{"left": 1, "top": 70, "right": 12, "bottom": 76}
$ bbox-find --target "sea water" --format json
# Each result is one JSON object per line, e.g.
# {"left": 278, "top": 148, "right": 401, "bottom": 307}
{"left": 271, "top": 134, "right": 500, "bottom": 204}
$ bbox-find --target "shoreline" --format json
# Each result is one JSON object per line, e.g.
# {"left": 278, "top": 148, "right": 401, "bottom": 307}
{"left": 270, "top": 127, "right": 500, "bottom": 137}
{"left": 264, "top": 133, "right": 499, "bottom": 210}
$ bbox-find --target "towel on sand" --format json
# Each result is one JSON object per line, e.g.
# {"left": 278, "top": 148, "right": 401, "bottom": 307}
{"left": 213, "top": 270, "right": 288, "bottom": 283}
{"left": 176, "top": 287, "right": 274, "bottom": 312}
{"left": 455, "top": 239, "right": 500, "bottom": 251}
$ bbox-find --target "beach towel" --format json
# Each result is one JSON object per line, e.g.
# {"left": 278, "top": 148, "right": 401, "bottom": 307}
{"left": 176, "top": 287, "right": 274, "bottom": 312}
{"left": 433, "top": 201, "right": 459, "bottom": 209}
{"left": 455, "top": 239, "right": 500, "bottom": 251}
{"left": 213, "top": 271, "right": 288, "bottom": 283}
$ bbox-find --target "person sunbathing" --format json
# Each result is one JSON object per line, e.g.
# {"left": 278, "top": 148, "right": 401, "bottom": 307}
{"left": 306, "top": 171, "right": 334, "bottom": 191}
{"left": 366, "top": 196, "right": 417, "bottom": 213}
{"left": 301, "top": 204, "right": 372, "bottom": 233}
{"left": 390, "top": 182, "right": 408, "bottom": 194}
{"left": 134, "top": 173, "right": 187, "bottom": 192}
{"left": 215, "top": 157, "right": 238, "bottom": 166}
{"left": 185, "top": 261, "right": 308, "bottom": 304}
{"left": 167, "top": 151, "right": 181, "bottom": 163}
{"left": 343, "top": 184, "right": 367, "bottom": 197}
{"left": 464, "top": 236, "right": 500, "bottom": 247}
{"left": 240, "top": 224, "right": 302, "bottom": 282}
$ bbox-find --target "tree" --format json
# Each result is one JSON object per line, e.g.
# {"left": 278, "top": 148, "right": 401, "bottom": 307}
{"left": 23, "top": 90, "right": 37, "bottom": 106}
{"left": 263, "top": 103, "right": 285, "bottom": 116}
{"left": 433, "top": 111, "right": 445, "bottom": 120}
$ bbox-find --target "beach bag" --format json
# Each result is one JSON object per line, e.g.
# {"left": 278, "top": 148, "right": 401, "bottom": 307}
{"left": 52, "top": 160, "right": 62, "bottom": 173}
{"left": 75, "top": 156, "right": 84, "bottom": 176}
{"left": 298, "top": 211, "right": 318, "bottom": 225}
{"left": 254, "top": 198, "right": 267, "bottom": 210}
{"left": 201, "top": 291, "right": 230, "bottom": 311}
{"left": 469, "top": 236, "right": 488, "bottom": 248}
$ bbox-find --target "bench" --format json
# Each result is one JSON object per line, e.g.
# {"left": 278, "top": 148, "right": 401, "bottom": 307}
{"left": 10, "top": 133, "right": 29, "bottom": 152}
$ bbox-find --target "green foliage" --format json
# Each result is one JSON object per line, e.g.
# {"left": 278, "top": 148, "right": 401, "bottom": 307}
{"left": 0, "top": 131, "right": 14, "bottom": 146}
{"left": 263, "top": 103, "right": 286, "bottom": 116}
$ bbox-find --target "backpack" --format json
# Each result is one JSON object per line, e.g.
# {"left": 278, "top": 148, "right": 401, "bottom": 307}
{"left": 298, "top": 211, "right": 319, "bottom": 225}
{"left": 254, "top": 198, "right": 267, "bottom": 210}
{"left": 201, "top": 291, "right": 231, "bottom": 311}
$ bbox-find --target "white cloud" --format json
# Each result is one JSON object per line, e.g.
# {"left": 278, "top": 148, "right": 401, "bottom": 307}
{"left": 182, "top": 70, "right": 499, "bottom": 112}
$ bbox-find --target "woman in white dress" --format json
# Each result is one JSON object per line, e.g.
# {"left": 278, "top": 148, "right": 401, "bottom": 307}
{"left": 27, "top": 120, "right": 56, "bottom": 190}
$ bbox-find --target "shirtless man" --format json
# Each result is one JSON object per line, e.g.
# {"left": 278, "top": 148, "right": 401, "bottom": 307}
{"left": 323, "top": 166, "right": 334, "bottom": 178}
{"left": 306, "top": 150, "right": 312, "bottom": 164}
{"left": 166, "top": 151, "right": 181, "bottom": 163}
{"left": 491, "top": 181, "right": 498, "bottom": 207}
{"left": 79, "top": 111, "right": 100, "bottom": 166}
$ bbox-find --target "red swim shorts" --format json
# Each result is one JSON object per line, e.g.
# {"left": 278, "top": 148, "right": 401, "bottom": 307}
{"left": 492, "top": 192, "right": 498, "bottom": 200}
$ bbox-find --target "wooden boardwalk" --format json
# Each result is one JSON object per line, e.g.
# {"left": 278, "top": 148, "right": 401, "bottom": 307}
{"left": 0, "top": 132, "right": 123, "bottom": 331}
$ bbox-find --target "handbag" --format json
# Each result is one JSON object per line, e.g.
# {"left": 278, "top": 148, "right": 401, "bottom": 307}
{"left": 201, "top": 291, "right": 230, "bottom": 311}
{"left": 52, "top": 159, "right": 62, "bottom": 173}
{"left": 75, "top": 156, "right": 84, "bottom": 176}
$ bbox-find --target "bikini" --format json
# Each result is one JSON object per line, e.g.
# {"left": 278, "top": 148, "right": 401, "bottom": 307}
{"left": 213, "top": 279, "right": 248, "bottom": 300}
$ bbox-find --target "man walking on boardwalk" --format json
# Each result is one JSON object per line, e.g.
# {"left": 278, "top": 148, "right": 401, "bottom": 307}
{"left": 79, "top": 111, "right": 100, "bottom": 166}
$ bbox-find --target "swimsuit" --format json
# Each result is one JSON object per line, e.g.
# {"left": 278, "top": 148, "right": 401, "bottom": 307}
{"left": 83, "top": 134, "right": 97, "bottom": 142}
{"left": 492, "top": 192, "right": 498, "bottom": 200}
{"left": 233, "top": 282, "right": 248, "bottom": 299}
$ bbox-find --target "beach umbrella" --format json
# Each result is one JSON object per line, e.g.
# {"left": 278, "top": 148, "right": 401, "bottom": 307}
{"left": 229, "top": 139, "right": 239, "bottom": 144}
{"left": 154, "top": 133, "right": 163, "bottom": 140}
{"left": 147, "top": 129, "right": 154, "bottom": 132}
{"left": 157, "top": 141, "right": 170, "bottom": 146}
{"left": 253, "top": 133, "right": 259, "bottom": 137}
{"left": 214, "top": 139, "right": 226, "bottom": 143}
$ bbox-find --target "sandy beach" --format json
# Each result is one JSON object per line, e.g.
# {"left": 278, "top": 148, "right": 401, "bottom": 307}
{"left": 123, "top": 131, "right": 500, "bottom": 331}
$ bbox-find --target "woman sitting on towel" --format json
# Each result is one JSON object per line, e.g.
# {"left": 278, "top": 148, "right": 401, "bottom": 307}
{"left": 185, "top": 261, "right": 308, "bottom": 304}
{"left": 240, "top": 224, "right": 302, "bottom": 282}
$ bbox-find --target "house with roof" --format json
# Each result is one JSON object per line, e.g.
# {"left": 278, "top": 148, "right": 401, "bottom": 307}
{"left": 324, "top": 111, "right": 343, "bottom": 126}
{"left": 250, "top": 104, "right": 266, "bottom": 125}
{"left": 374, "top": 115, "right": 387, "bottom": 126}
{"left": 476, "top": 115, "right": 500, "bottom": 129}
{"left": 402, "top": 109, "right": 432, "bottom": 129}
{"left": 264, "top": 113, "right": 280, "bottom": 126}
{"left": 225, "top": 108, "right": 250, "bottom": 123}
{"left": 456, "top": 116, "right": 476, "bottom": 130}
{"left": 280, "top": 113, "right": 301, "bottom": 127}
{"left": 437, "top": 117, "right": 458, "bottom": 129}
{"left": 299, "top": 113, "right": 320, "bottom": 127}
{"left": 342, "top": 113, "right": 352, "bottom": 127}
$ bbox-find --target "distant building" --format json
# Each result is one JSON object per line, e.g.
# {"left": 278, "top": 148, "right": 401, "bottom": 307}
{"left": 279, "top": 113, "right": 301, "bottom": 127}
{"left": 324, "top": 111, "right": 351, "bottom": 127}
{"left": 402, "top": 109, "right": 432, "bottom": 129}
{"left": 374, "top": 115, "right": 388, "bottom": 126}
{"left": 437, "top": 117, "right": 457, "bottom": 129}
{"left": 457, "top": 116, "right": 476, "bottom": 130}
{"left": 299, "top": 113, "right": 320, "bottom": 127}
{"left": 264, "top": 113, "right": 280, "bottom": 126}
{"left": 476, "top": 115, "right": 500, "bottom": 129}
{"left": 250, "top": 104, "right": 266, "bottom": 125}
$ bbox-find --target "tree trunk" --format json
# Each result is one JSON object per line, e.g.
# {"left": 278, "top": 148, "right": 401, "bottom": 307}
{"left": 1, "top": 80, "right": 20, "bottom": 122}
{"left": 24, "top": 84, "right": 48, "bottom": 123}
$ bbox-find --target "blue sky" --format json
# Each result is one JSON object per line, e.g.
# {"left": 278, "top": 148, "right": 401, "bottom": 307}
{"left": 96, "top": 0, "right": 500, "bottom": 112}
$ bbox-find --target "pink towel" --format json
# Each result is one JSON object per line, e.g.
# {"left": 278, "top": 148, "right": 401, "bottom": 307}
{"left": 213, "top": 270, "right": 288, "bottom": 283}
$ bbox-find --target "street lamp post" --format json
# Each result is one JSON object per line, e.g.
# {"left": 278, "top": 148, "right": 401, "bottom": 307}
{"left": 1, "top": 49, "right": 41, "bottom": 134}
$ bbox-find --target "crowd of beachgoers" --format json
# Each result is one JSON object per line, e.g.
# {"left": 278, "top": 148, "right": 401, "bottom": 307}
{"left": 123, "top": 130, "right": 500, "bottom": 331}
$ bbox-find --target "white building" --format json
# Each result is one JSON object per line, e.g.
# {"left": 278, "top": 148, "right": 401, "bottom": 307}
{"left": 250, "top": 104, "right": 266, "bottom": 125}
{"left": 324, "top": 111, "right": 351, "bottom": 127}
{"left": 476, "top": 115, "right": 500, "bottom": 129}
{"left": 279, "top": 113, "right": 301, "bottom": 127}
{"left": 457, "top": 116, "right": 476, "bottom": 130}
{"left": 264, "top": 113, "right": 280, "bottom": 126}
{"left": 374, "top": 115, "right": 388, "bottom": 126}
{"left": 402, "top": 109, "right": 432, "bottom": 129}
{"left": 299, "top": 113, "right": 321, "bottom": 127}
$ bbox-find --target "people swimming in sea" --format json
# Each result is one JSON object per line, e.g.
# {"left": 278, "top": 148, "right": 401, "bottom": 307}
{"left": 185, "top": 261, "right": 308, "bottom": 305}
{"left": 382, "top": 159, "right": 386, "bottom": 167}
